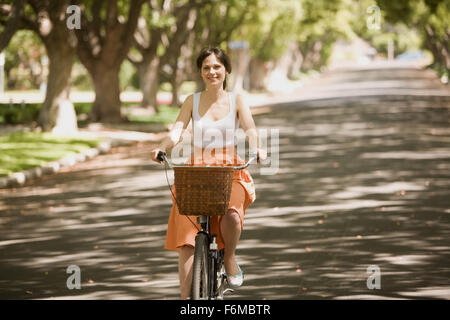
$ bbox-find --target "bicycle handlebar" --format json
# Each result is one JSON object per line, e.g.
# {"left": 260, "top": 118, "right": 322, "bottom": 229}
{"left": 157, "top": 151, "right": 257, "bottom": 170}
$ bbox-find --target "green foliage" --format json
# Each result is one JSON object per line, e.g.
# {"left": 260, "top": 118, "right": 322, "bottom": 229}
{"left": 146, "top": 2, "right": 176, "bottom": 29}
{"left": 0, "top": 102, "right": 95, "bottom": 125}
{"left": 3, "top": 30, "right": 45, "bottom": 90}
{"left": 73, "top": 102, "right": 93, "bottom": 116}
{"left": 375, "top": 0, "right": 450, "bottom": 74}
{"left": 181, "top": 81, "right": 197, "bottom": 95}
{"left": 119, "top": 60, "right": 139, "bottom": 91}
{"left": 6, "top": 0, "right": 446, "bottom": 128}
{"left": 80, "top": 0, "right": 135, "bottom": 25}
{"left": 0, "top": 102, "right": 92, "bottom": 125}
{"left": 242, "top": 0, "right": 302, "bottom": 61}
{"left": 71, "top": 59, "right": 140, "bottom": 91}
{"left": 137, "top": 0, "right": 178, "bottom": 59}
{"left": 373, "top": 27, "right": 421, "bottom": 57}
{"left": 71, "top": 60, "right": 94, "bottom": 91}
{"left": 296, "top": 0, "right": 353, "bottom": 70}
{"left": 127, "top": 104, "right": 179, "bottom": 124}
{"left": 0, "top": 100, "right": 162, "bottom": 125}
{"left": 0, "top": 131, "right": 101, "bottom": 177}
{"left": 424, "top": 0, "right": 450, "bottom": 45}
{"left": 0, "top": 103, "right": 40, "bottom": 124}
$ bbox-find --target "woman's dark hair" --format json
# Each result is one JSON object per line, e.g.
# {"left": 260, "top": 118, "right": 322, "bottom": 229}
{"left": 196, "top": 46, "right": 232, "bottom": 89}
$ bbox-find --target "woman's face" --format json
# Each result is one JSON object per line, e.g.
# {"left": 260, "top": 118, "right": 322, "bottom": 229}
{"left": 201, "top": 54, "right": 227, "bottom": 89}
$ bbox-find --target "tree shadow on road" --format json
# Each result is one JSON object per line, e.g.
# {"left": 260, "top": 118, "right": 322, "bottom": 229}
{"left": 233, "top": 95, "right": 450, "bottom": 299}
{"left": 0, "top": 150, "right": 182, "bottom": 299}
{"left": 0, "top": 94, "right": 449, "bottom": 299}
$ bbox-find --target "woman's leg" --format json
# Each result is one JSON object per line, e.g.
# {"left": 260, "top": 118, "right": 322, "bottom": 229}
{"left": 178, "top": 245, "right": 194, "bottom": 299}
{"left": 220, "top": 209, "right": 242, "bottom": 276}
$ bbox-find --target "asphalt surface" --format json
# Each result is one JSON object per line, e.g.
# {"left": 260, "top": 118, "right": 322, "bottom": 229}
{"left": 1, "top": 62, "right": 449, "bottom": 299}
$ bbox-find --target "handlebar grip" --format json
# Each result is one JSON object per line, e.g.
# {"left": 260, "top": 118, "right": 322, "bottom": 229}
{"left": 250, "top": 151, "right": 259, "bottom": 163}
{"left": 157, "top": 151, "right": 167, "bottom": 162}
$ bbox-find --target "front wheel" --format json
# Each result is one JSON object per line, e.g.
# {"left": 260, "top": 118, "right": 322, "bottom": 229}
{"left": 191, "top": 232, "right": 210, "bottom": 300}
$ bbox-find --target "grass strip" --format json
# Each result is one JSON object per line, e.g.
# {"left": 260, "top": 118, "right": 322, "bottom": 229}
{"left": 0, "top": 131, "right": 102, "bottom": 177}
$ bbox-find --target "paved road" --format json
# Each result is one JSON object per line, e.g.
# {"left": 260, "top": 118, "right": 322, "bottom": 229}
{"left": 1, "top": 62, "right": 449, "bottom": 299}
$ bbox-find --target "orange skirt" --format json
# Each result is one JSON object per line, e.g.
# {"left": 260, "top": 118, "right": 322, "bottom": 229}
{"left": 164, "top": 146, "right": 256, "bottom": 252}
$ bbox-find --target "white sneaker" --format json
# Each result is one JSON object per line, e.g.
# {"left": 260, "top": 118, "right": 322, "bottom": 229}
{"left": 227, "top": 265, "right": 244, "bottom": 288}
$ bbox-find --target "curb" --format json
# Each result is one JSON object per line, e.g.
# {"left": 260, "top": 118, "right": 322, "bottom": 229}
{"left": 0, "top": 138, "right": 133, "bottom": 189}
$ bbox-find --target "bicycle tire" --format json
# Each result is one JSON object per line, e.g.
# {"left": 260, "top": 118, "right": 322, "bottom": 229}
{"left": 191, "top": 232, "right": 210, "bottom": 300}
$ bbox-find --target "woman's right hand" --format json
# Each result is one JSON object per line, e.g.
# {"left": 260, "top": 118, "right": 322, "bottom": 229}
{"left": 151, "top": 148, "right": 165, "bottom": 164}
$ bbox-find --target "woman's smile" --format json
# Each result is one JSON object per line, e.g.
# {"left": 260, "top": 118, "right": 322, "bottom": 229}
{"left": 201, "top": 54, "right": 227, "bottom": 86}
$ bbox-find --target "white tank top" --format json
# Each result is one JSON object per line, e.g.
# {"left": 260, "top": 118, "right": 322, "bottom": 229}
{"left": 192, "top": 91, "right": 239, "bottom": 149}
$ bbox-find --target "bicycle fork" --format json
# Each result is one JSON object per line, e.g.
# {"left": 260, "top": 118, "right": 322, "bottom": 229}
{"left": 209, "top": 235, "right": 233, "bottom": 299}
{"left": 196, "top": 216, "right": 233, "bottom": 300}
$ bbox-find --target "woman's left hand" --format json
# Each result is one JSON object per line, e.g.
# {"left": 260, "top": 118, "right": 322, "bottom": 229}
{"left": 251, "top": 148, "right": 267, "bottom": 163}
{"left": 257, "top": 148, "right": 267, "bottom": 163}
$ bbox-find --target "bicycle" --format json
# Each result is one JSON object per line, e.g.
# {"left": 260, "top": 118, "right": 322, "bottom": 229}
{"left": 157, "top": 150, "right": 257, "bottom": 300}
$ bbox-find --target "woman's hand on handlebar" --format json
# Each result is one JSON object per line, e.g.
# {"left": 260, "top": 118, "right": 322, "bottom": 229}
{"left": 257, "top": 148, "right": 267, "bottom": 163}
{"left": 250, "top": 148, "right": 267, "bottom": 163}
{"left": 151, "top": 148, "right": 165, "bottom": 164}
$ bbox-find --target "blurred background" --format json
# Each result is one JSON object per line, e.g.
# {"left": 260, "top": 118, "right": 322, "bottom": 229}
{"left": 0, "top": 0, "right": 447, "bottom": 134}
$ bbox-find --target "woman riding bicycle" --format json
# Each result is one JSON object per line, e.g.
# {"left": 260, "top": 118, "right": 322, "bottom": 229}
{"left": 151, "top": 46, "right": 266, "bottom": 300}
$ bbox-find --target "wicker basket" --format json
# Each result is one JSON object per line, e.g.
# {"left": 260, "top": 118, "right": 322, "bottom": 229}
{"left": 173, "top": 166, "right": 234, "bottom": 216}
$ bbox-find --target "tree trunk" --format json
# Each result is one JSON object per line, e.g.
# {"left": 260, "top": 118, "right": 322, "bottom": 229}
{"left": 274, "top": 45, "right": 295, "bottom": 79}
{"left": 195, "top": 74, "right": 204, "bottom": 92}
{"left": 0, "top": 0, "right": 25, "bottom": 52}
{"left": 287, "top": 43, "right": 303, "bottom": 79}
{"left": 424, "top": 25, "right": 450, "bottom": 73}
{"left": 138, "top": 55, "right": 159, "bottom": 113}
{"left": 163, "top": 8, "right": 197, "bottom": 106}
{"left": 75, "top": 0, "right": 145, "bottom": 123}
{"left": 229, "top": 47, "right": 251, "bottom": 93}
{"left": 249, "top": 58, "right": 269, "bottom": 91}
{"left": 301, "top": 40, "right": 323, "bottom": 71}
{"left": 170, "top": 61, "right": 184, "bottom": 106}
{"left": 91, "top": 64, "right": 122, "bottom": 122}
{"left": 38, "top": 29, "right": 77, "bottom": 134}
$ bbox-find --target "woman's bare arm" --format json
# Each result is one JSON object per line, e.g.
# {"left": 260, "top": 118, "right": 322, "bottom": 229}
{"left": 236, "top": 93, "right": 266, "bottom": 160}
{"left": 150, "top": 94, "right": 193, "bottom": 162}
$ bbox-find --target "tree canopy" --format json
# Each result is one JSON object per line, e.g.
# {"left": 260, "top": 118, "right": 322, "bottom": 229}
{"left": 1, "top": 0, "right": 448, "bottom": 131}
